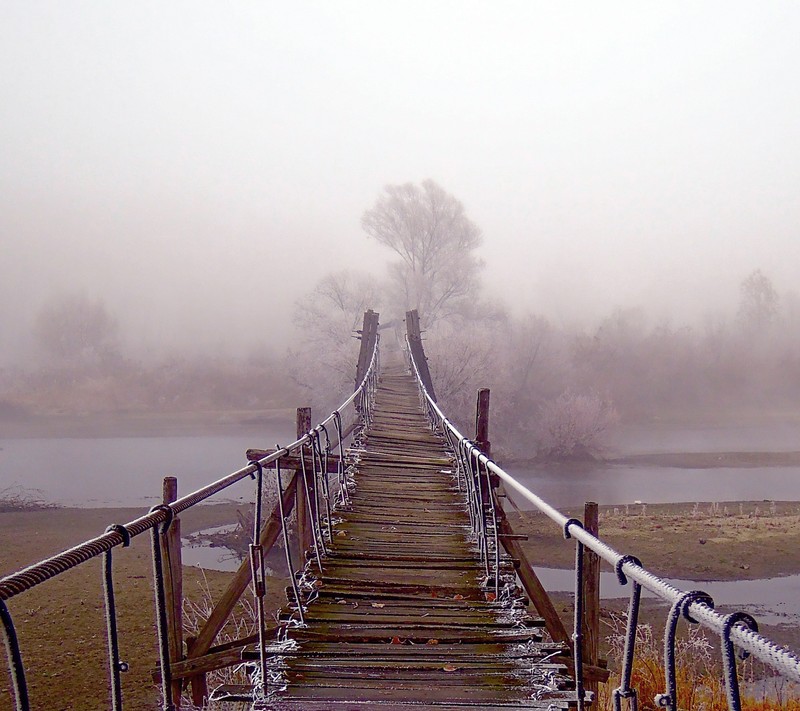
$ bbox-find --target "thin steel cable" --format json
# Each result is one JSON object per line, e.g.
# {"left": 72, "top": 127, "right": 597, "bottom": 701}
{"left": 721, "top": 612, "right": 758, "bottom": 711}
{"left": 102, "top": 524, "right": 130, "bottom": 711}
{"left": 0, "top": 598, "right": 28, "bottom": 711}
{"left": 300, "top": 439, "right": 325, "bottom": 570}
{"left": 613, "top": 555, "right": 643, "bottom": 711}
{"left": 275, "top": 452, "right": 305, "bottom": 626}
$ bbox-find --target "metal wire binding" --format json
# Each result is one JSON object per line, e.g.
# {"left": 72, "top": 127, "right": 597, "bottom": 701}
{"left": 103, "top": 525, "right": 131, "bottom": 711}
{"left": 612, "top": 556, "right": 643, "bottom": 711}
{"left": 655, "top": 590, "right": 714, "bottom": 711}
{"left": 299, "top": 437, "right": 325, "bottom": 571}
{"left": 721, "top": 612, "right": 759, "bottom": 711}
{"left": 275, "top": 450, "right": 305, "bottom": 626}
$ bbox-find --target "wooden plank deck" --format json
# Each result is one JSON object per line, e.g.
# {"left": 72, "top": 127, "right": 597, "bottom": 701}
{"left": 219, "top": 364, "right": 575, "bottom": 709}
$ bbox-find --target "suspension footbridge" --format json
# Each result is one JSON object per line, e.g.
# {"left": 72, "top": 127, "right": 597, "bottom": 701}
{"left": 1, "top": 310, "right": 799, "bottom": 710}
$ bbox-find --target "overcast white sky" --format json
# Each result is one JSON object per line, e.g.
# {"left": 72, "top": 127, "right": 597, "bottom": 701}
{"left": 2, "top": 1, "right": 799, "bottom": 362}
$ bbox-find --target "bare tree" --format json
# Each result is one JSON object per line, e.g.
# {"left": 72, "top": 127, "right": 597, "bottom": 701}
{"left": 34, "top": 292, "right": 119, "bottom": 365}
{"left": 737, "top": 269, "right": 779, "bottom": 332}
{"left": 361, "top": 180, "right": 483, "bottom": 326}
{"left": 536, "top": 390, "right": 619, "bottom": 461}
{"left": 291, "top": 270, "right": 382, "bottom": 409}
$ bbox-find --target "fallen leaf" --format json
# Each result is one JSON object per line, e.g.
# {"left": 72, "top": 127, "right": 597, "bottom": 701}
{"left": 485, "top": 592, "right": 497, "bottom": 602}
{"left": 426, "top": 639, "right": 439, "bottom": 645}
{"left": 371, "top": 603, "right": 385, "bottom": 608}
{"left": 453, "top": 594, "right": 465, "bottom": 600}
{"left": 336, "top": 599, "right": 347, "bottom": 604}
{"left": 336, "top": 530, "right": 347, "bottom": 537}
{"left": 443, "top": 665, "right": 458, "bottom": 672}
{"left": 391, "top": 636, "right": 403, "bottom": 645}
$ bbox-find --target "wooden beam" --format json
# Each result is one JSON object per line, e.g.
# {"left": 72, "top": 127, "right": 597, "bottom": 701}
{"left": 245, "top": 448, "right": 340, "bottom": 473}
{"left": 496, "top": 513, "right": 571, "bottom": 646}
{"left": 185, "top": 472, "right": 298, "bottom": 698}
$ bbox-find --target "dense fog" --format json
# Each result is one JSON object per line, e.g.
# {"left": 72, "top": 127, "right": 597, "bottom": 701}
{"left": 2, "top": 3, "right": 799, "bottom": 450}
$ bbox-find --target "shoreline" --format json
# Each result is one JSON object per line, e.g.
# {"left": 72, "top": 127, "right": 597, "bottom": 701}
{"left": 0, "top": 408, "right": 296, "bottom": 439}
{"left": 503, "top": 450, "right": 800, "bottom": 469}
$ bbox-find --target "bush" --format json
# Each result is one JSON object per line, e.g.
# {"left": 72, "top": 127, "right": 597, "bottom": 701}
{"left": 536, "top": 390, "right": 618, "bottom": 461}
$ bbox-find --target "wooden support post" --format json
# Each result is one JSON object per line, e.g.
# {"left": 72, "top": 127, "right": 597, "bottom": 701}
{"left": 582, "top": 501, "right": 601, "bottom": 699}
{"left": 355, "top": 310, "right": 380, "bottom": 388}
{"left": 475, "top": 388, "right": 491, "bottom": 456}
{"left": 405, "top": 309, "right": 436, "bottom": 401}
{"left": 295, "top": 407, "right": 313, "bottom": 563}
{"left": 161, "top": 477, "right": 184, "bottom": 709}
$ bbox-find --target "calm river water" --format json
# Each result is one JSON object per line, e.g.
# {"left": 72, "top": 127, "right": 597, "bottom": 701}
{"left": 3, "top": 421, "right": 800, "bottom": 635}
{"left": 1, "top": 421, "right": 799, "bottom": 507}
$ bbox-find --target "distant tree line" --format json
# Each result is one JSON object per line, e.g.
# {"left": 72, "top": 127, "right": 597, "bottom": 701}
{"left": 294, "top": 180, "right": 800, "bottom": 460}
{"left": 5, "top": 182, "right": 798, "bottom": 462}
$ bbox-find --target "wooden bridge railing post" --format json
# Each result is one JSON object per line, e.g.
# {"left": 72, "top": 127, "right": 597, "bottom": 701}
{"left": 355, "top": 310, "right": 380, "bottom": 389}
{"left": 161, "top": 476, "right": 184, "bottom": 709}
{"left": 582, "top": 501, "right": 601, "bottom": 700}
{"left": 405, "top": 309, "right": 436, "bottom": 401}
{"left": 295, "top": 407, "right": 313, "bottom": 563}
{"left": 475, "top": 388, "right": 491, "bottom": 456}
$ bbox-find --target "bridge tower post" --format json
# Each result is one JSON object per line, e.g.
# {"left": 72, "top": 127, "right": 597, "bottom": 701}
{"left": 405, "top": 309, "right": 436, "bottom": 401}
{"left": 355, "top": 310, "right": 380, "bottom": 388}
{"left": 295, "top": 407, "right": 314, "bottom": 559}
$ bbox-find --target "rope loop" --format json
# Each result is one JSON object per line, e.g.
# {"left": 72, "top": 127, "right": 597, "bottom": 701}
{"left": 615, "top": 554, "right": 642, "bottom": 585}
{"left": 250, "top": 460, "right": 263, "bottom": 481}
{"left": 723, "top": 611, "right": 759, "bottom": 661}
{"left": 105, "top": 524, "right": 131, "bottom": 548}
{"left": 680, "top": 589, "right": 715, "bottom": 624}
{"left": 563, "top": 518, "right": 583, "bottom": 540}
{"left": 148, "top": 504, "right": 175, "bottom": 535}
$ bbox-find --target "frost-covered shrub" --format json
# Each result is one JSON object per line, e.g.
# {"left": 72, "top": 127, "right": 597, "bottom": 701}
{"left": 536, "top": 390, "right": 618, "bottom": 460}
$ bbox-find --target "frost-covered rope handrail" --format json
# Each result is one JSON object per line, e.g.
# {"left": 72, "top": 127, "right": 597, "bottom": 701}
{"left": 0, "top": 337, "right": 379, "bottom": 602}
{"left": 0, "top": 335, "right": 380, "bottom": 711}
{"left": 405, "top": 338, "right": 800, "bottom": 692}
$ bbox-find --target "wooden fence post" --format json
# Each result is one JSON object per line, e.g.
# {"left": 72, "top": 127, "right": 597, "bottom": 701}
{"left": 162, "top": 476, "right": 184, "bottom": 709}
{"left": 295, "top": 407, "right": 313, "bottom": 563}
{"left": 582, "top": 501, "right": 600, "bottom": 699}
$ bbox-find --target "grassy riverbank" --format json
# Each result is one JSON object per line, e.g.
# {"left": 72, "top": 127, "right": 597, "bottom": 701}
{"left": 508, "top": 499, "right": 800, "bottom": 581}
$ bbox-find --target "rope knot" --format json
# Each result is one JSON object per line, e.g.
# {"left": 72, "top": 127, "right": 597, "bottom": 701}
{"left": 105, "top": 524, "right": 131, "bottom": 548}
{"left": 148, "top": 504, "right": 175, "bottom": 535}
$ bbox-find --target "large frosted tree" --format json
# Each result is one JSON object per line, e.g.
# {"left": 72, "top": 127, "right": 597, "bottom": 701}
{"left": 361, "top": 179, "right": 483, "bottom": 326}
